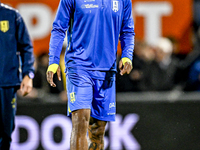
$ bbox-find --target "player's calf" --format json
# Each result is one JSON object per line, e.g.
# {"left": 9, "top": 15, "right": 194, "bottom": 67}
{"left": 88, "top": 118, "right": 107, "bottom": 150}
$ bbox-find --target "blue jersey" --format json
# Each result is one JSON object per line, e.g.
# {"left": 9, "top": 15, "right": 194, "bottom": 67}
{"left": 0, "top": 4, "right": 34, "bottom": 87}
{"left": 49, "top": 0, "right": 135, "bottom": 72}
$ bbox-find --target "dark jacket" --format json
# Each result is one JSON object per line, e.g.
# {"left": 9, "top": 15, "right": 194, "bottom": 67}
{"left": 0, "top": 3, "right": 34, "bottom": 87}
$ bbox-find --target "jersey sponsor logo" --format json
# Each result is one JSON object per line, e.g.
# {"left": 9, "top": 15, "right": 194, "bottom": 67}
{"left": 107, "top": 112, "right": 115, "bottom": 115}
{"left": 70, "top": 92, "right": 75, "bottom": 103}
{"left": 0, "top": 20, "right": 9, "bottom": 32}
{"left": 112, "top": 0, "right": 119, "bottom": 12}
{"left": 109, "top": 102, "right": 116, "bottom": 109}
{"left": 81, "top": 4, "right": 99, "bottom": 9}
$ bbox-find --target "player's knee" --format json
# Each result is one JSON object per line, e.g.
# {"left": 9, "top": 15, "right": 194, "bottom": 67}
{"left": 72, "top": 109, "right": 90, "bottom": 134}
{"left": 77, "top": 116, "right": 89, "bottom": 127}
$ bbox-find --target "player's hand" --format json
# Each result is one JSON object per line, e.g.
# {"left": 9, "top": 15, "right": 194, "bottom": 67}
{"left": 20, "top": 75, "right": 33, "bottom": 96}
{"left": 119, "top": 57, "right": 133, "bottom": 75}
{"left": 46, "top": 64, "right": 61, "bottom": 87}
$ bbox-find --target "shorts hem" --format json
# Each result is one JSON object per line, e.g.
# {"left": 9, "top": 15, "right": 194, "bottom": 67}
{"left": 90, "top": 114, "right": 115, "bottom": 122}
{"left": 67, "top": 106, "right": 91, "bottom": 116}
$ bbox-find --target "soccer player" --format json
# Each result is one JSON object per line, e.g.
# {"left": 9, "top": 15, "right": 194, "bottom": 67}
{"left": 46, "top": 0, "right": 135, "bottom": 149}
{"left": 0, "top": 2, "right": 35, "bottom": 149}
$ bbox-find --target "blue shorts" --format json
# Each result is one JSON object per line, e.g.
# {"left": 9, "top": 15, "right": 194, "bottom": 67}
{"left": 66, "top": 71, "right": 116, "bottom": 121}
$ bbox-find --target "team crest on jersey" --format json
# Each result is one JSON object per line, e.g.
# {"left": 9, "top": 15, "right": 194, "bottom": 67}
{"left": 112, "top": 0, "right": 119, "bottom": 12}
{"left": 0, "top": 20, "right": 9, "bottom": 32}
{"left": 70, "top": 92, "right": 76, "bottom": 103}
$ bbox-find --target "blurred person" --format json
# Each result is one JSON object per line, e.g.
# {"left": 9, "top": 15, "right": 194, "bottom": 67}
{"left": 184, "top": 56, "right": 200, "bottom": 91}
{"left": 175, "top": 24, "right": 200, "bottom": 90}
{"left": 116, "top": 40, "right": 155, "bottom": 92}
{"left": 34, "top": 53, "right": 64, "bottom": 94}
{"left": 46, "top": 0, "right": 135, "bottom": 149}
{"left": 146, "top": 37, "right": 179, "bottom": 91}
{"left": 167, "top": 36, "right": 180, "bottom": 58}
{"left": 0, "top": 2, "right": 35, "bottom": 149}
{"left": 155, "top": 38, "right": 173, "bottom": 68}
{"left": 184, "top": 26, "right": 200, "bottom": 91}
{"left": 129, "top": 41, "right": 156, "bottom": 91}
{"left": 30, "top": 52, "right": 66, "bottom": 101}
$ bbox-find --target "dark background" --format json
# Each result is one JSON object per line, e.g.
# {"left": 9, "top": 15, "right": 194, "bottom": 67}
{"left": 15, "top": 92, "right": 200, "bottom": 150}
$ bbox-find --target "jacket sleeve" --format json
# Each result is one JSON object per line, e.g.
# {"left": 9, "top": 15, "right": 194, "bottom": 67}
{"left": 48, "top": 0, "right": 74, "bottom": 65}
{"left": 119, "top": 0, "right": 135, "bottom": 61}
{"left": 16, "top": 11, "right": 35, "bottom": 78}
